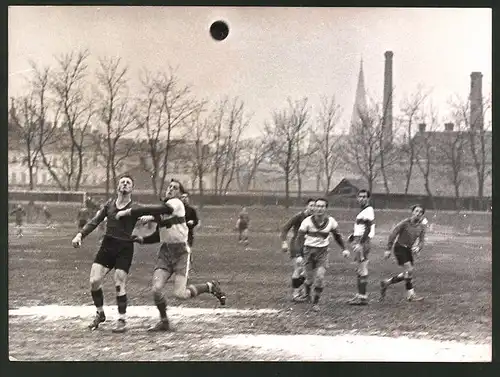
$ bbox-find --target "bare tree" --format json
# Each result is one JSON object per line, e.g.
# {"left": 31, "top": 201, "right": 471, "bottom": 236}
{"left": 42, "top": 50, "right": 94, "bottom": 191}
{"left": 311, "top": 95, "right": 344, "bottom": 193}
{"left": 184, "top": 102, "right": 213, "bottom": 203}
{"left": 136, "top": 69, "right": 198, "bottom": 196}
{"left": 210, "top": 97, "right": 250, "bottom": 195}
{"left": 343, "top": 107, "right": 382, "bottom": 193}
{"left": 236, "top": 136, "right": 271, "bottom": 192}
{"left": 450, "top": 95, "right": 492, "bottom": 198}
{"left": 9, "top": 96, "right": 40, "bottom": 190}
{"left": 398, "top": 88, "right": 430, "bottom": 193}
{"left": 264, "top": 98, "right": 309, "bottom": 207}
{"left": 95, "top": 57, "right": 138, "bottom": 195}
{"left": 414, "top": 104, "right": 440, "bottom": 206}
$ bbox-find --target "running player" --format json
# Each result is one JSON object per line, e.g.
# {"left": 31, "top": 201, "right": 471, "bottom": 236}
{"left": 10, "top": 204, "right": 26, "bottom": 238}
{"left": 236, "top": 207, "right": 250, "bottom": 247}
{"left": 297, "top": 198, "right": 350, "bottom": 311}
{"left": 380, "top": 204, "right": 427, "bottom": 302}
{"left": 280, "top": 198, "right": 315, "bottom": 302}
{"left": 347, "top": 189, "right": 375, "bottom": 306}
{"left": 42, "top": 205, "right": 53, "bottom": 228}
{"left": 71, "top": 174, "right": 143, "bottom": 333}
{"left": 116, "top": 179, "right": 226, "bottom": 332}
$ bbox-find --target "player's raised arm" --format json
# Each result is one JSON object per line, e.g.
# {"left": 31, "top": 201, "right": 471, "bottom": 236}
{"left": 80, "top": 204, "right": 108, "bottom": 239}
{"left": 116, "top": 203, "right": 174, "bottom": 219}
{"left": 387, "top": 219, "right": 408, "bottom": 250}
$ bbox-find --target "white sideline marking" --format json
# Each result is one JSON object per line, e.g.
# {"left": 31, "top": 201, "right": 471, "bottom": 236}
{"left": 216, "top": 334, "right": 491, "bottom": 362}
{"left": 9, "top": 305, "right": 279, "bottom": 320}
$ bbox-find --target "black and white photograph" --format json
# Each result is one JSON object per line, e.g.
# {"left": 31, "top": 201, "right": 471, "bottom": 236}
{"left": 7, "top": 6, "right": 492, "bottom": 361}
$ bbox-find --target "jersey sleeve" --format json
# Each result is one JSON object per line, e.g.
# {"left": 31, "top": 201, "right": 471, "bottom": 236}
{"left": 330, "top": 217, "right": 339, "bottom": 230}
{"left": 80, "top": 200, "right": 109, "bottom": 238}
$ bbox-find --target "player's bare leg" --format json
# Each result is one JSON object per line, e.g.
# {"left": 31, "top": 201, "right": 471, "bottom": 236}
{"left": 89, "top": 263, "right": 110, "bottom": 330}
{"left": 402, "top": 262, "right": 423, "bottom": 301}
{"left": 172, "top": 267, "right": 227, "bottom": 306}
{"left": 111, "top": 269, "right": 129, "bottom": 333}
{"left": 311, "top": 266, "right": 326, "bottom": 312}
{"left": 348, "top": 260, "right": 369, "bottom": 306}
{"left": 291, "top": 257, "right": 306, "bottom": 302}
{"left": 149, "top": 268, "right": 172, "bottom": 332}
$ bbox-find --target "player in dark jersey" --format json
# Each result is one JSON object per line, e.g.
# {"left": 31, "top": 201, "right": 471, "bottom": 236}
{"left": 280, "top": 198, "right": 315, "bottom": 302}
{"left": 71, "top": 174, "right": 143, "bottom": 333}
{"left": 181, "top": 192, "right": 199, "bottom": 270}
{"left": 10, "top": 204, "right": 26, "bottom": 238}
{"left": 77, "top": 206, "right": 91, "bottom": 231}
{"left": 236, "top": 207, "right": 250, "bottom": 247}
{"left": 380, "top": 204, "right": 427, "bottom": 302}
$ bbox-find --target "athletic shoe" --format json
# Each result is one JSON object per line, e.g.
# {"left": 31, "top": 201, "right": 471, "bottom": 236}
{"left": 147, "top": 319, "right": 171, "bottom": 332}
{"left": 210, "top": 280, "right": 226, "bottom": 306}
{"left": 111, "top": 319, "right": 127, "bottom": 333}
{"left": 88, "top": 311, "right": 106, "bottom": 330}
{"left": 347, "top": 295, "right": 369, "bottom": 306}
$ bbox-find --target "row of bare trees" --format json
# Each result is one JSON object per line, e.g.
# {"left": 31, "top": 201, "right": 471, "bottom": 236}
{"left": 9, "top": 50, "right": 492, "bottom": 202}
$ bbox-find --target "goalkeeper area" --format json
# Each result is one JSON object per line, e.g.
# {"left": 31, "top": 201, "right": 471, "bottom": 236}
{"left": 8, "top": 205, "right": 491, "bottom": 361}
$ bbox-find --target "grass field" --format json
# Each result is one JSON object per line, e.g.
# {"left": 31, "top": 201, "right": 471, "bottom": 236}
{"left": 8, "top": 205, "right": 492, "bottom": 361}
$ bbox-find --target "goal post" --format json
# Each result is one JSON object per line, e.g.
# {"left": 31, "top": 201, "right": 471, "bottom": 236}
{"left": 8, "top": 190, "right": 88, "bottom": 205}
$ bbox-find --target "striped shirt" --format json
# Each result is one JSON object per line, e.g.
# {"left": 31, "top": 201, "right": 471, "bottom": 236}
{"left": 353, "top": 205, "right": 375, "bottom": 240}
{"left": 299, "top": 215, "right": 339, "bottom": 248}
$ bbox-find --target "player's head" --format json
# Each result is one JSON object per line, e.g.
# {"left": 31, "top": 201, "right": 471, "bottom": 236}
{"left": 181, "top": 192, "right": 190, "bottom": 205}
{"left": 16, "top": 203, "right": 22, "bottom": 209}
{"left": 411, "top": 204, "right": 425, "bottom": 221}
{"left": 165, "top": 179, "right": 185, "bottom": 199}
{"left": 117, "top": 174, "right": 134, "bottom": 194}
{"left": 43, "top": 205, "right": 47, "bottom": 210}
{"left": 305, "top": 198, "right": 315, "bottom": 215}
{"left": 314, "top": 198, "right": 328, "bottom": 216}
{"left": 357, "top": 189, "right": 370, "bottom": 207}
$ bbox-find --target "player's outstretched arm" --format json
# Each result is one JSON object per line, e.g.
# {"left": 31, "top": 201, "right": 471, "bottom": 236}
{"left": 331, "top": 228, "right": 346, "bottom": 250}
{"left": 387, "top": 219, "right": 408, "bottom": 250}
{"left": 116, "top": 203, "right": 174, "bottom": 219}
{"left": 79, "top": 205, "right": 108, "bottom": 240}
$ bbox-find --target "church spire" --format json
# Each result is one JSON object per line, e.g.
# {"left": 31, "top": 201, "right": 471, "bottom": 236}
{"left": 350, "top": 58, "right": 368, "bottom": 130}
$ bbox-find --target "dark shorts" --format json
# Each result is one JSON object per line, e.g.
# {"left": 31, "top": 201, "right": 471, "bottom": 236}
{"left": 238, "top": 222, "right": 248, "bottom": 231}
{"left": 94, "top": 236, "right": 135, "bottom": 273}
{"left": 155, "top": 242, "right": 189, "bottom": 275}
{"left": 351, "top": 236, "right": 371, "bottom": 262}
{"left": 394, "top": 243, "right": 414, "bottom": 266}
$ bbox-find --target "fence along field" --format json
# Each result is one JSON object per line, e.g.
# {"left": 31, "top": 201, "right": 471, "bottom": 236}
{"left": 8, "top": 202, "right": 491, "bottom": 361}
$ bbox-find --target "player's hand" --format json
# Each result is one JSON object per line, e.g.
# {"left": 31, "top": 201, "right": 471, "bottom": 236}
{"left": 132, "top": 235, "right": 144, "bottom": 244}
{"left": 281, "top": 241, "right": 288, "bottom": 253}
{"left": 115, "top": 209, "right": 130, "bottom": 220}
{"left": 342, "top": 249, "right": 350, "bottom": 258}
{"left": 295, "top": 256, "right": 304, "bottom": 265}
{"left": 138, "top": 215, "right": 154, "bottom": 224}
{"left": 384, "top": 250, "right": 392, "bottom": 259}
{"left": 187, "top": 220, "right": 194, "bottom": 226}
{"left": 72, "top": 233, "right": 82, "bottom": 248}
{"left": 412, "top": 246, "right": 420, "bottom": 255}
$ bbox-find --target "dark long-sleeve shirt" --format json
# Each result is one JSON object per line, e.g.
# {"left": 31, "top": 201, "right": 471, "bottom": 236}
{"left": 80, "top": 198, "right": 142, "bottom": 241}
{"left": 387, "top": 217, "right": 427, "bottom": 250}
{"left": 281, "top": 211, "right": 308, "bottom": 241}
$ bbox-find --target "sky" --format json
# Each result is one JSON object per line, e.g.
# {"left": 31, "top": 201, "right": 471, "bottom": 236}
{"left": 8, "top": 6, "right": 492, "bottom": 138}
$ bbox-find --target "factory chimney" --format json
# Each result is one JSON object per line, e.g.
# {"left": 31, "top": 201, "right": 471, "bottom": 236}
{"left": 470, "top": 72, "right": 484, "bottom": 130}
{"left": 383, "top": 51, "right": 394, "bottom": 143}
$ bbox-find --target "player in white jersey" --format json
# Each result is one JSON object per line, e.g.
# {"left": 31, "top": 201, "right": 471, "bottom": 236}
{"left": 116, "top": 179, "right": 226, "bottom": 332}
{"left": 347, "top": 189, "right": 375, "bottom": 306}
{"left": 297, "top": 198, "right": 350, "bottom": 312}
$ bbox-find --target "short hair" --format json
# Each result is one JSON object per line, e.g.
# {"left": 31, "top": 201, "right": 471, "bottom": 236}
{"left": 411, "top": 204, "right": 426, "bottom": 214}
{"left": 118, "top": 173, "right": 134, "bottom": 183}
{"left": 170, "top": 178, "right": 186, "bottom": 194}
{"left": 306, "top": 198, "right": 315, "bottom": 205}
{"left": 315, "top": 198, "right": 329, "bottom": 208}
{"left": 357, "top": 189, "right": 371, "bottom": 198}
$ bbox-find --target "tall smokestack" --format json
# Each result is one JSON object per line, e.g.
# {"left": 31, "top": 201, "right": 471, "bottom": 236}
{"left": 470, "top": 72, "right": 484, "bottom": 130}
{"left": 383, "top": 51, "right": 394, "bottom": 143}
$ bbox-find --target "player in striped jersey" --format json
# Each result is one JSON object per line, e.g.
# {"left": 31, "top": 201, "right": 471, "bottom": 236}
{"left": 380, "top": 205, "right": 427, "bottom": 302}
{"left": 280, "top": 198, "right": 315, "bottom": 302}
{"left": 116, "top": 179, "right": 226, "bottom": 332}
{"left": 297, "top": 198, "right": 350, "bottom": 311}
{"left": 347, "top": 189, "right": 375, "bottom": 306}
